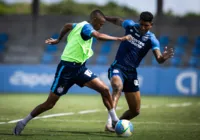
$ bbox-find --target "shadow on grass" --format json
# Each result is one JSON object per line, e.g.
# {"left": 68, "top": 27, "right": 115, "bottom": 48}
{"left": 0, "top": 129, "right": 127, "bottom": 139}
{"left": 46, "top": 129, "right": 116, "bottom": 138}
{"left": 0, "top": 132, "right": 35, "bottom": 136}
{"left": 0, "top": 130, "right": 127, "bottom": 139}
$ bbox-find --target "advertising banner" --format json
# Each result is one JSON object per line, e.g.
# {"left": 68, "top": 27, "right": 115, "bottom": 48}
{"left": 0, "top": 65, "right": 199, "bottom": 96}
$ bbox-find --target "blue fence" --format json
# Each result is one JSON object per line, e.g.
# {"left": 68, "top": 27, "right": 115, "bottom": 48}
{"left": 0, "top": 65, "right": 200, "bottom": 96}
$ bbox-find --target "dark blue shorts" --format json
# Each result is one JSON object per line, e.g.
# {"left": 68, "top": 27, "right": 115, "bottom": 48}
{"left": 108, "top": 62, "right": 139, "bottom": 92}
{"left": 51, "top": 60, "right": 97, "bottom": 96}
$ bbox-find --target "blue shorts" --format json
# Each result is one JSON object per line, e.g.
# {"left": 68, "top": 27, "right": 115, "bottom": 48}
{"left": 108, "top": 61, "right": 139, "bottom": 92}
{"left": 51, "top": 60, "right": 97, "bottom": 96}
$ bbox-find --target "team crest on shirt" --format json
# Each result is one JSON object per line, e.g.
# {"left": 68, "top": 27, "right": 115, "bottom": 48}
{"left": 57, "top": 86, "right": 64, "bottom": 93}
{"left": 142, "top": 36, "right": 149, "bottom": 42}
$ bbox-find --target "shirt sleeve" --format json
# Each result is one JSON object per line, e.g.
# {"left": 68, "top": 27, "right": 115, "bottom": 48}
{"left": 151, "top": 35, "right": 160, "bottom": 50}
{"left": 81, "top": 24, "right": 95, "bottom": 37}
{"left": 122, "top": 19, "right": 135, "bottom": 29}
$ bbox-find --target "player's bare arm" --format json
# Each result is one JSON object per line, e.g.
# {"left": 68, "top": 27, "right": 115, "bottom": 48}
{"left": 45, "top": 23, "right": 73, "bottom": 44}
{"left": 105, "top": 16, "right": 124, "bottom": 26}
{"left": 91, "top": 31, "right": 132, "bottom": 41}
{"left": 153, "top": 46, "right": 174, "bottom": 64}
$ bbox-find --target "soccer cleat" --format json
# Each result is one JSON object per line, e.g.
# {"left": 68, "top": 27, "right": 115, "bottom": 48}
{"left": 104, "top": 124, "right": 115, "bottom": 132}
{"left": 13, "top": 121, "right": 26, "bottom": 135}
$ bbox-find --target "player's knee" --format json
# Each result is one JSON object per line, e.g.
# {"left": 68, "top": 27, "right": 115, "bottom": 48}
{"left": 103, "top": 85, "right": 110, "bottom": 94}
{"left": 112, "top": 83, "right": 123, "bottom": 93}
{"left": 100, "top": 85, "right": 110, "bottom": 96}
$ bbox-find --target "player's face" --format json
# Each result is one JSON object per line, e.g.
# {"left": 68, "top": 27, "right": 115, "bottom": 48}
{"left": 92, "top": 16, "right": 105, "bottom": 30}
{"left": 139, "top": 20, "right": 152, "bottom": 35}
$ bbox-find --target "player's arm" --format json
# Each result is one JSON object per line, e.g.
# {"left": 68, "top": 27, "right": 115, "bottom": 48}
{"left": 152, "top": 36, "right": 174, "bottom": 64}
{"left": 45, "top": 23, "right": 74, "bottom": 45}
{"left": 91, "top": 31, "right": 132, "bottom": 41}
{"left": 153, "top": 47, "right": 174, "bottom": 64}
{"left": 105, "top": 16, "right": 124, "bottom": 26}
{"left": 83, "top": 23, "right": 132, "bottom": 41}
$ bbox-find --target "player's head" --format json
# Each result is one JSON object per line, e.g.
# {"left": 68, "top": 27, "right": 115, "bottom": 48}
{"left": 139, "top": 11, "right": 153, "bottom": 35}
{"left": 90, "top": 9, "right": 106, "bottom": 30}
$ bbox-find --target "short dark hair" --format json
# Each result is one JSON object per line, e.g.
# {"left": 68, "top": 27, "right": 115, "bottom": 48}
{"left": 140, "top": 11, "right": 153, "bottom": 22}
{"left": 90, "top": 9, "right": 105, "bottom": 19}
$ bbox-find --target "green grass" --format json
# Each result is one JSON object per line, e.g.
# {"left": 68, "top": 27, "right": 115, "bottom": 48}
{"left": 0, "top": 93, "right": 200, "bottom": 140}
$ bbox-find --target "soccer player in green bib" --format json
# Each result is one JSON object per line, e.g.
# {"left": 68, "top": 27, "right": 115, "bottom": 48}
{"left": 13, "top": 10, "right": 131, "bottom": 135}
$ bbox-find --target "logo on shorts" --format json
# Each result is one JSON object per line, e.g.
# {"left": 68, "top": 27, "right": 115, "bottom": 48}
{"left": 113, "top": 69, "right": 119, "bottom": 73}
{"left": 84, "top": 69, "right": 92, "bottom": 77}
{"left": 57, "top": 86, "right": 64, "bottom": 93}
{"left": 134, "top": 80, "right": 139, "bottom": 86}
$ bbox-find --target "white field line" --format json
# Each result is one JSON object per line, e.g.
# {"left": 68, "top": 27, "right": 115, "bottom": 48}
{"left": 5, "top": 111, "right": 93, "bottom": 124}
{"left": 34, "top": 112, "right": 74, "bottom": 119}
{"left": 7, "top": 112, "right": 75, "bottom": 123}
{"left": 8, "top": 119, "right": 23, "bottom": 123}
{"left": 141, "top": 105, "right": 150, "bottom": 108}
{"left": 78, "top": 109, "right": 100, "bottom": 114}
{"left": 0, "top": 102, "right": 194, "bottom": 125}
{"left": 166, "top": 102, "right": 192, "bottom": 108}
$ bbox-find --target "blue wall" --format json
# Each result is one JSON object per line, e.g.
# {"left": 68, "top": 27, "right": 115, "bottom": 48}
{"left": 0, "top": 65, "right": 200, "bottom": 96}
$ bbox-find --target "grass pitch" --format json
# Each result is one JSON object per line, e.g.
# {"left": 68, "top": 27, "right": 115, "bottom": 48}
{"left": 0, "top": 93, "right": 200, "bottom": 140}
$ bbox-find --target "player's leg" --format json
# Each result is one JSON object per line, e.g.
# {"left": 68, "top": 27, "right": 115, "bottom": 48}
{"left": 105, "top": 75, "right": 123, "bottom": 132}
{"left": 84, "top": 78, "right": 119, "bottom": 121}
{"left": 75, "top": 68, "right": 119, "bottom": 123}
{"left": 85, "top": 78, "right": 113, "bottom": 109}
{"left": 119, "top": 69, "right": 140, "bottom": 120}
{"left": 13, "top": 61, "right": 73, "bottom": 135}
{"left": 13, "top": 92, "right": 60, "bottom": 135}
{"left": 111, "top": 75, "right": 123, "bottom": 109}
{"left": 30, "top": 92, "right": 60, "bottom": 118}
{"left": 105, "top": 67, "right": 124, "bottom": 132}
{"left": 119, "top": 91, "right": 140, "bottom": 120}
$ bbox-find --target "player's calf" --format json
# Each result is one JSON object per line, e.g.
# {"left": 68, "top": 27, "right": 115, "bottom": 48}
{"left": 120, "top": 109, "right": 140, "bottom": 120}
{"left": 130, "top": 108, "right": 140, "bottom": 118}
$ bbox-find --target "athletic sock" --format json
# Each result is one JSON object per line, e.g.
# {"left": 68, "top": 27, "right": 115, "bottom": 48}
{"left": 108, "top": 108, "right": 119, "bottom": 122}
{"left": 107, "top": 114, "right": 112, "bottom": 125}
{"left": 21, "top": 114, "right": 33, "bottom": 125}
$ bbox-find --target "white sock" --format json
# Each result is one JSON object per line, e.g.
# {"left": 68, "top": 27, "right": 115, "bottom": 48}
{"left": 107, "top": 114, "right": 112, "bottom": 125}
{"left": 108, "top": 108, "right": 119, "bottom": 122}
{"left": 21, "top": 114, "right": 33, "bottom": 125}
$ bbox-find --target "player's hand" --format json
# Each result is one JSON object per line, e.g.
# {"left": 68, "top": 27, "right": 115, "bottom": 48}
{"left": 125, "top": 34, "right": 133, "bottom": 41}
{"left": 162, "top": 46, "right": 174, "bottom": 60}
{"left": 45, "top": 38, "right": 60, "bottom": 44}
{"left": 118, "top": 34, "right": 133, "bottom": 41}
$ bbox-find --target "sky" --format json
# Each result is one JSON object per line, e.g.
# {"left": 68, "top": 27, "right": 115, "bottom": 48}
{"left": 3, "top": 0, "right": 200, "bottom": 15}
